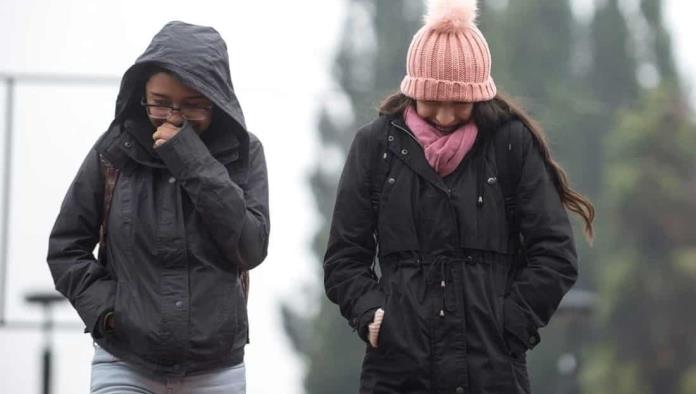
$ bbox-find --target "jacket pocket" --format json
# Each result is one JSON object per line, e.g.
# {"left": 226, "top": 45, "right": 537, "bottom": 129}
{"left": 373, "top": 297, "right": 414, "bottom": 359}
{"left": 110, "top": 281, "right": 130, "bottom": 345}
{"left": 375, "top": 266, "right": 429, "bottom": 360}
{"left": 491, "top": 295, "right": 510, "bottom": 354}
{"left": 110, "top": 281, "right": 151, "bottom": 351}
{"left": 502, "top": 298, "right": 538, "bottom": 359}
{"left": 214, "top": 280, "right": 244, "bottom": 346}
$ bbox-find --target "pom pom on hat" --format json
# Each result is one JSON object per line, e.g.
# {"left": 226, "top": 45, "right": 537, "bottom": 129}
{"left": 425, "top": 0, "right": 478, "bottom": 33}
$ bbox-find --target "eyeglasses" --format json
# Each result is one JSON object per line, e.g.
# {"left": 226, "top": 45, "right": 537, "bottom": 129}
{"left": 141, "top": 99, "right": 213, "bottom": 121}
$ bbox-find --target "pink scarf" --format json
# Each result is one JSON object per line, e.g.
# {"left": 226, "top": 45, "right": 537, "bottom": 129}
{"left": 403, "top": 106, "right": 478, "bottom": 177}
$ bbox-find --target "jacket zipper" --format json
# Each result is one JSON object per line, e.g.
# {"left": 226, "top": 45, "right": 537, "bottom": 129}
{"left": 390, "top": 121, "right": 450, "bottom": 196}
{"left": 390, "top": 120, "right": 419, "bottom": 144}
{"left": 390, "top": 119, "right": 463, "bottom": 290}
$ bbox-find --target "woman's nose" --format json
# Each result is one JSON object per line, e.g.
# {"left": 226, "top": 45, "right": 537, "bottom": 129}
{"left": 435, "top": 107, "right": 456, "bottom": 127}
{"left": 167, "top": 110, "right": 184, "bottom": 126}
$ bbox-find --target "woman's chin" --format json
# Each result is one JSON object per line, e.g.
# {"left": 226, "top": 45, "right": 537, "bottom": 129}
{"left": 435, "top": 125, "right": 461, "bottom": 134}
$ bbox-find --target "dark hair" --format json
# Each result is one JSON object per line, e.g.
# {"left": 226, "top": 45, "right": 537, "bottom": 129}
{"left": 120, "top": 64, "right": 174, "bottom": 121}
{"left": 141, "top": 63, "right": 173, "bottom": 95}
{"left": 378, "top": 91, "right": 595, "bottom": 241}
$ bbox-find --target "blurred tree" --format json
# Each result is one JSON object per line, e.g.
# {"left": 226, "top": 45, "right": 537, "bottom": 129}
{"left": 480, "top": 0, "right": 575, "bottom": 105}
{"left": 585, "top": 83, "right": 696, "bottom": 394}
{"left": 582, "top": 0, "right": 640, "bottom": 199}
{"left": 583, "top": 0, "right": 696, "bottom": 393}
{"left": 281, "top": 1, "right": 423, "bottom": 393}
{"left": 589, "top": 0, "right": 639, "bottom": 111}
{"left": 640, "top": 0, "right": 677, "bottom": 82}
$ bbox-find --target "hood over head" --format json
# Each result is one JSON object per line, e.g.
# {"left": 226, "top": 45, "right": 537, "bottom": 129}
{"left": 104, "top": 21, "right": 248, "bottom": 166}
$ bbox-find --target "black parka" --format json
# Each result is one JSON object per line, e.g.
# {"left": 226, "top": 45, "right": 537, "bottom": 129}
{"left": 324, "top": 114, "right": 577, "bottom": 393}
{"left": 47, "top": 21, "right": 269, "bottom": 376}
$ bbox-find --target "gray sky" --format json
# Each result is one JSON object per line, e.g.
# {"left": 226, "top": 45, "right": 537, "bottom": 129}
{"left": 0, "top": 1, "right": 694, "bottom": 394}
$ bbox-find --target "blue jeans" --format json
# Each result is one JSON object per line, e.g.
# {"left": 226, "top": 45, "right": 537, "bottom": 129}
{"left": 90, "top": 344, "right": 246, "bottom": 394}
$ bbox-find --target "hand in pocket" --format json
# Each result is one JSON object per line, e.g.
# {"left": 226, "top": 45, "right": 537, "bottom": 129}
{"left": 368, "top": 308, "right": 385, "bottom": 348}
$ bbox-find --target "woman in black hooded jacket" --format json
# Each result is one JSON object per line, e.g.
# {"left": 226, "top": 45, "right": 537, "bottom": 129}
{"left": 47, "top": 21, "right": 269, "bottom": 393}
{"left": 323, "top": 1, "right": 594, "bottom": 393}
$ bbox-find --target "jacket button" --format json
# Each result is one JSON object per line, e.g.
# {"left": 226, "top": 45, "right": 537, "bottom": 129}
{"left": 175, "top": 301, "right": 183, "bottom": 308}
{"left": 387, "top": 177, "right": 396, "bottom": 184}
{"left": 529, "top": 335, "right": 539, "bottom": 345}
{"left": 401, "top": 149, "right": 408, "bottom": 155}
{"left": 456, "top": 387, "right": 465, "bottom": 394}
{"left": 387, "top": 135, "right": 394, "bottom": 142}
{"left": 123, "top": 140, "right": 132, "bottom": 148}
{"left": 487, "top": 177, "right": 497, "bottom": 184}
{"left": 168, "top": 177, "right": 176, "bottom": 184}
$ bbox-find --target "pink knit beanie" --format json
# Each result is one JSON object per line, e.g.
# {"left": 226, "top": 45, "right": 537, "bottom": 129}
{"left": 400, "top": 0, "right": 497, "bottom": 102}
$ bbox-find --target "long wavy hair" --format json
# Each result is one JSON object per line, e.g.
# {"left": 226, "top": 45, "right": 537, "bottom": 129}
{"left": 379, "top": 91, "right": 595, "bottom": 241}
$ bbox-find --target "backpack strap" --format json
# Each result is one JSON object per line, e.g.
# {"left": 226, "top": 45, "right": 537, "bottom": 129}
{"left": 369, "top": 128, "right": 394, "bottom": 219}
{"left": 98, "top": 155, "right": 120, "bottom": 264}
{"left": 365, "top": 120, "right": 395, "bottom": 277}
{"left": 494, "top": 121, "right": 525, "bottom": 235}
{"left": 240, "top": 271, "right": 250, "bottom": 303}
{"left": 493, "top": 120, "right": 526, "bottom": 264}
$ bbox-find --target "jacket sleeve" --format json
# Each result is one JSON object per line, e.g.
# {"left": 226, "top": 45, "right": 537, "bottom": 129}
{"left": 323, "top": 125, "right": 384, "bottom": 339}
{"left": 47, "top": 145, "right": 116, "bottom": 338}
{"left": 156, "top": 125, "right": 269, "bottom": 270}
{"left": 502, "top": 126, "right": 578, "bottom": 355}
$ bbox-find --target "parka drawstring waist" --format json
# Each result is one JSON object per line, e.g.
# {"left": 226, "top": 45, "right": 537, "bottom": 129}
{"left": 428, "top": 255, "right": 455, "bottom": 318}
{"left": 389, "top": 253, "right": 480, "bottom": 318}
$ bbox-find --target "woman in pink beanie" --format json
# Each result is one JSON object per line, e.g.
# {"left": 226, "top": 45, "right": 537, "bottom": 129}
{"left": 324, "top": 0, "right": 595, "bottom": 393}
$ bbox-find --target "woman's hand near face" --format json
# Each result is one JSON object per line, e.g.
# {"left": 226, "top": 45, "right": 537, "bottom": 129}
{"left": 153, "top": 121, "right": 181, "bottom": 148}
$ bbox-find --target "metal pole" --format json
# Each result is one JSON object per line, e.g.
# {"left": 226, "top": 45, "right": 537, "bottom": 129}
{"left": 0, "top": 77, "right": 15, "bottom": 326}
{"left": 42, "top": 347, "right": 51, "bottom": 394}
{"left": 41, "top": 303, "right": 52, "bottom": 394}
{"left": 26, "top": 292, "right": 64, "bottom": 394}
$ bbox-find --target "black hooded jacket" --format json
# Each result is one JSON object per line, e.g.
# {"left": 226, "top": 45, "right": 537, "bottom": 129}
{"left": 47, "top": 21, "right": 269, "bottom": 375}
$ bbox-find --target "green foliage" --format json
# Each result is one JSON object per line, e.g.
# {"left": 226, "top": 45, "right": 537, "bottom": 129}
{"left": 583, "top": 343, "right": 651, "bottom": 394}
{"left": 680, "top": 366, "right": 696, "bottom": 394}
{"left": 589, "top": 0, "right": 639, "bottom": 110}
{"left": 583, "top": 2, "right": 696, "bottom": 392}
{"left": 482, "top": 0, "right": 575, "bottom": 105}
{"left": 587, "top": 85, "right": 696, "bottom": 394}
{"left": 303, "top": 298, "right": 366, "bottom": 393}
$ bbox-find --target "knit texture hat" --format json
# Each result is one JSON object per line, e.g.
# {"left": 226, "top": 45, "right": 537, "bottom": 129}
{"left": 400, "top": 0, "right": 496, "bottom": 102}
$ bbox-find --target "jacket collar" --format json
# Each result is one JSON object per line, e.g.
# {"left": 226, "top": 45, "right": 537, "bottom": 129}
{"left": 95, "top": 116, "right": 242, "bottom": 170}
{"left": 388, "top": 117, "right": 450, "bottom": 194}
